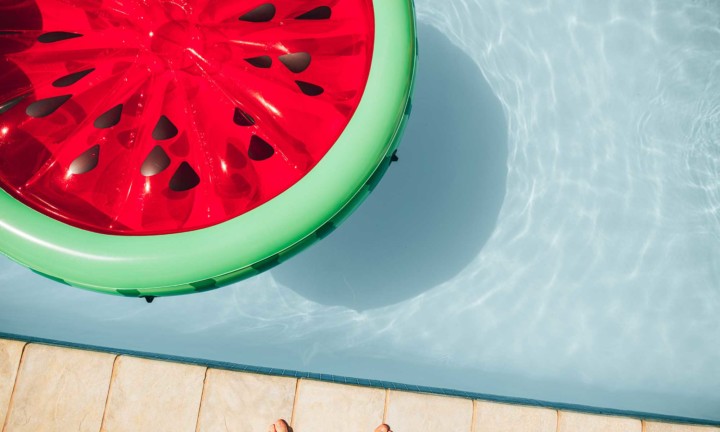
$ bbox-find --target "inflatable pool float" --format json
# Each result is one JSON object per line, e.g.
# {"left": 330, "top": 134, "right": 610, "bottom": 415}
{"left": 0, "top": 0, "right": 416, "bottom": 298}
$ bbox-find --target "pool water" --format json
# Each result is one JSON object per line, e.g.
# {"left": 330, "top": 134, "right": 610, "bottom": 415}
{"left": 1, "top": 0, "right": 719, "bottom": 422}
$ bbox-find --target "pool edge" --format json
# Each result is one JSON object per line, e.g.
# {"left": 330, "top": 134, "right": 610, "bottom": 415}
{"left": 1, "top": 331, "right": 717, "bottom": 428}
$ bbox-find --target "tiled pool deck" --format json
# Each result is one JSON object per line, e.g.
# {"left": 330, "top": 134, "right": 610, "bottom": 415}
{"left": 0, "top": 336, "right": 718, "bottom": 432}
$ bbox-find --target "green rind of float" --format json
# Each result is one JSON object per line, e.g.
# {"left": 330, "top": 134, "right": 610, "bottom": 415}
{"left": 0, "top": 0, "right": 417, "bottom": 296}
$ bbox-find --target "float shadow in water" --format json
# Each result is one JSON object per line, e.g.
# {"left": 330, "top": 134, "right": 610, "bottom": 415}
{"left": 272, "top": 24, "right": 508, "bottom": 310}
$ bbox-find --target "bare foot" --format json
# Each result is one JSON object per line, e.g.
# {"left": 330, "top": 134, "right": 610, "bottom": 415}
{"left": 268, "top": 419, "right": 290, "bottom": 432}
{"left": 269, "top": 418, "right": 388, "bottom": 432}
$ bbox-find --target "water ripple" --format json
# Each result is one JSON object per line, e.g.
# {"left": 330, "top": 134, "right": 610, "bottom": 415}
{"left": 1, "top": 0, "right": 720, "bottom": 421}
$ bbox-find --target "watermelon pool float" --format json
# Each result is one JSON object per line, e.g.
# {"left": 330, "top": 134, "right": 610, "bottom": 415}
{"left": 0, "top": 0, "right": 416, "bottom": 297}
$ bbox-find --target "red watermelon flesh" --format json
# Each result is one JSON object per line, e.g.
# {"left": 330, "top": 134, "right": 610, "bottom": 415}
{"left": 0, "top": 0, "right": 375, "bottom": 235}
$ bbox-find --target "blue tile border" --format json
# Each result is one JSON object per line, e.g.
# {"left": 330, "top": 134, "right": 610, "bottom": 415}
{"left": 1, "top": 331, "right": 718, "bottom": 427}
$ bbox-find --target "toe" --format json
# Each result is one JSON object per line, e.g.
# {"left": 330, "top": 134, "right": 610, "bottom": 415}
{"left": 274, "top": 419, "right": 290, "bottom": 432}
{"left": 267, "top": 424, "right": 276, "bottom": 432}
{"left": 374, "top": 424, "right": 391, "bottom": 432}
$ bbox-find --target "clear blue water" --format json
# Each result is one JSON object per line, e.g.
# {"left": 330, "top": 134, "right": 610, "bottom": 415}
{"left": 2, "top": 0, "right": 720, "bottom": 421}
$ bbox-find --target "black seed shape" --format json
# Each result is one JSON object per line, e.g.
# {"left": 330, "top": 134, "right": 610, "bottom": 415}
{"left": 152, "top": 115, "right": 178, "bottom": 140}
{"left": 279, "top": 52, "right": 311, "bottom": 73}
{"left": 52, "top": 68, "right": 95, "bottom": 87}
{"left": 233, "top": 108, "right": 255, "bottom": 126}
{"left": 248, "top": 135, "right": 274, "bottom": 161}
{"left": 0, "top": 96, "right": 25, "bottom": 114}
{"left": 296, "top": 6, "right": 331, "bottom": 20}
{"left": 141, "top": 145, "right": 171, "bottom": 176}
{"left": 69, "top": 144, "right": 100, "bottom": 175}
{"left": 296, "top": 81, "right": 324, "bottom": 96}
{"left": 239, "top": 4, "right": 276, "bottom": 22}
{"left": 169, "top": 161, "right": 200, "bottom": 192}
{"left": 245, "top": 55, "right": 272, "bottom": 68}
{"left": 93, "top": 104, "right": 123, "bottom": 129}
{"left": 26, "top": 94, "right": 72, "bottom": 118}
{"left": 37, "top": 31, "right": 83, "bottom": 43}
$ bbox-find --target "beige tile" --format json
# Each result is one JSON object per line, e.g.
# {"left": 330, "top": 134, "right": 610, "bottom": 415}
{"left": 385, "top": 390, "right": 473, "bottom": 432}
{"left": 293, "top": 380, "right": 385, "bottom": 432}
{"left": 475, "top": 400, "right": 557, "bottom": 432}
{"left": 645, "top": 422, "right": 720, "bottom": 432}
{"left": 0, "top": 339, "right": 26, "bottom": 426}
{"left": 558, "top": 411, "right": 641, "bottom": 432}
{"left": 196, "top": 369, "right": 296, "bottom": 432}
{"left": 3, "top": 343, "right": 115, "bottom": 432}
{"left": 101, "top": 356, "right": 205, "bottom": 432}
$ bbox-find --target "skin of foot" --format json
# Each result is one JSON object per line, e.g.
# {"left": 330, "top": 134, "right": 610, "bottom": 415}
{"left": 269, "top": 419, "right": 392, "bottom": 432}
{"left": 269, "top": 419, "right": 289, "bottom": 432}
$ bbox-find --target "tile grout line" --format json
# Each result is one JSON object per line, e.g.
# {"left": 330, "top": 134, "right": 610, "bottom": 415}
{"left": 194, "top": 367, "right": 210, "bottom": 432}
{"left": 289, "top": 378, "right": 301, "bottom": 427}
{"left": 383, "top": 389, "right": 390, "bottom": 424}
{"left": 1, "top": 342, "right": 29, "bottom": 432}
{"left": 470, "top": 400, "right": 478, "bottom": 432}
{"left": 98, "top": 354, "right": 120, "bottom": 432}
{"left": 555, "top": 410, "right": 562, "bottom": 432}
